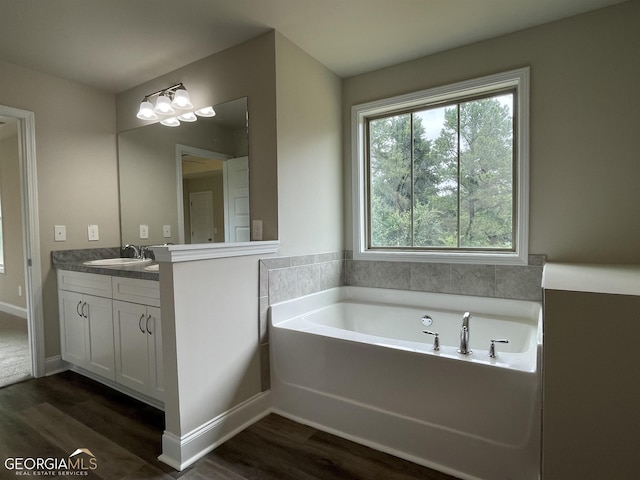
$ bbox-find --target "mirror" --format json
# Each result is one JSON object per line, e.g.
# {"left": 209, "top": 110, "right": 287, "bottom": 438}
{"left": 118, "top": 97, "right": 248, "bottom": 245}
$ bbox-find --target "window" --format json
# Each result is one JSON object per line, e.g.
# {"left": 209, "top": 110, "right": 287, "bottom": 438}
{"left": 352, "top": 68, "right": 529, "bottom": 264}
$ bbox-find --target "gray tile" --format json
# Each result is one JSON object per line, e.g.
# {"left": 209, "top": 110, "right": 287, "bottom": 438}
{"left": 297, "top": 263, "right": 321, "bottom": 297}
{"left": 260, "top": 257, "right": 291, "bottom": 270}
{"left": 451, "top": 264, "right": 496, "bottom": 297}
{"left": 410, "top": 263, "right": 451, "bottom": 293}
{"left": 346, "top": 260, "right": 411, "bottom": 290}
{"left": 259, "top": 262, "right": 269, "bottom": 297}
{"left": 259, "top": 296, "right": 269, "bottom": 344}
{"left": 319, "top": 260, "right": 345, "bottom": 291}
{"left": 314, "top": 252, "right": 336, "bottom": 264}
{"left": 291, "top": 255, "right": 315, "bottom": 267}
{"left": 268, "top": 268, "right": 299, "bottom": 304}
{"left": 496, "top": 265, "right": 543, "bottom": 301}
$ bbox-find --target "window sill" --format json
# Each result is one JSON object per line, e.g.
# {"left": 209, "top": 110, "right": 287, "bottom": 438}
{"left": 353, "top": 248, "right": 528, "bottom": 266}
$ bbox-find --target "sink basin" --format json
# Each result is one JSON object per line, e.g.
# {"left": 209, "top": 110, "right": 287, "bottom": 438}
{"left": 144, "top": 264, "right": 159, "bottom": 272}
{"left": 83, "top": 258, "right": 152, "bottom": 266}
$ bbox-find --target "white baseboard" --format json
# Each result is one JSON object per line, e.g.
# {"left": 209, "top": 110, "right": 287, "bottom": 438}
{"left": 45, "top": 355, "right": 69, "bottom": 376}
{"left": 159, "top": 390, "right": 272, "bottom": 471}
{"left": 0, "top": 301, "right": 27, "bottom": 319}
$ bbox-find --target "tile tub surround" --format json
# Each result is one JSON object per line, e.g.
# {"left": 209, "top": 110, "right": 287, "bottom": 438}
{"left": 258, "top": 252, "right": 345, "bottom": 391}
{"left": 346, "top": 253, "right": 545, "bottom": 302}
{"left": 259, "top": 251, "right": 544, "bottom": 391}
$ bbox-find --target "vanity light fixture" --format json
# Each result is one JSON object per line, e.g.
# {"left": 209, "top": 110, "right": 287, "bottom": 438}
{"left": 135, "top": 83, "right": 215, "bottom": 127}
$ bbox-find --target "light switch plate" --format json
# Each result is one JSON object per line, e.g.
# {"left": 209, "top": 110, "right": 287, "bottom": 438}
{"left": 252, "top": 220, "right": 263, "bottom": 241}
{"left": 54, "top": 225, "right": 66, "bottom": 242}
{"left": 87, "top": 224, "right": 99, "bottom": 241}
{"left": 140, "top": 224, "right": 149, "bottom": 239}
{"left": 162, "top": 225, "right": 171, "bottom": 238}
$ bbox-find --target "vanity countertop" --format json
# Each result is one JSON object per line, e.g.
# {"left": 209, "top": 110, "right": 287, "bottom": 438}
{"left": 52, "top": 247, "right": 159, "bottom": 281}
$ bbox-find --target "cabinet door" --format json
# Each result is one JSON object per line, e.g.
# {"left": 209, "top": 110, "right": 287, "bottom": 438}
{"left": 84, "top": 295, "right": 115, "bottom": 380}
{"left": 59, "top": 290, "right": 86, "bottom": 366}
{"left": 146, "top": 306, "right": 164, "bottom": 400}
{"left": 113, "top": 300, "right": 150, "bottom": 394}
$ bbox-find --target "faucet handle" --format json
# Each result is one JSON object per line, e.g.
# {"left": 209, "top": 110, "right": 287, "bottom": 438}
{"left": 423, "top": 330, "right": 440, "bottom": 351}
{"left": 488, "top": 338, "right": 509, "bottom": 358}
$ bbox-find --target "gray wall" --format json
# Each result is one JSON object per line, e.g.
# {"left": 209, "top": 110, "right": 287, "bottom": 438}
{"left": 342, "top": 1, "right": 640, "bottom": 264}
{"left": 0, "top": 59, "right": 119, "bottom": 358}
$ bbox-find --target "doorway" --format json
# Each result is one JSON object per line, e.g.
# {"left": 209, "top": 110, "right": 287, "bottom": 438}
{"left": 0, "top": 105, "right": 44, "bottom": 383}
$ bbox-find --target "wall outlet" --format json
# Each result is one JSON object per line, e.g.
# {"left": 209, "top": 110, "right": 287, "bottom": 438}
{"left": 54, "top": 225, "right": 66, "bottom": 242}
{"left": 140, "top": 224, "right": 149, "bottom": 239}
{"left": 87, "top": 224, "right": 99, "bottom": 241}
{"left": 252, "top": 220, "right": 263, "bottom": 241}
{"left": 162, "top": 225, "right": 171, "bottom": 238}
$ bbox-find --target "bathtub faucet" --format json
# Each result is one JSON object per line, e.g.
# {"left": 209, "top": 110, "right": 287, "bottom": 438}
{"left": 458, "top": 312, "right": 472, "bottom": 354}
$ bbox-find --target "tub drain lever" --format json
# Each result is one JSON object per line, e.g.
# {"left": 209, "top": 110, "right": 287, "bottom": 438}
{"left": 423, "top": 330, "right": 440, "bottom": 351}
{"left": 489, "top": 339, "right": 509, "bottom": 358}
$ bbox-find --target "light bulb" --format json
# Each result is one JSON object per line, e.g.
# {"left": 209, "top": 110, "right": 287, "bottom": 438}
{"left": 154, "top": 95, "right": 175, "bottom": 115}
{"left": 177, "top": 112, "right": 197, "bottom": 122}
{"left": 136, "top": 100, "right": 158, "bottom": 120}
{"left": 160, "top": 117, "right": 180, "bottom": 127}
{"left": 172, "top": 88, "right": 193, "bottom": 109}
{"left": 195, "top": 106, "right": 216, "bottom": 117}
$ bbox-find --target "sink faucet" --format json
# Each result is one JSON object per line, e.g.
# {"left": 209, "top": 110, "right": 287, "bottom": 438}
{"left": 123, "top": 244, "right": 140, "bottom": 259}
{"left": 458, "top": 312, "right": 472, "bottom": 354}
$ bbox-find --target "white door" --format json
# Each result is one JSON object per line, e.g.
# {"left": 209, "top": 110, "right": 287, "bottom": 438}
{"left": 189, "top": 191, "right": 214, "bottom": 243}
{"left": 225, "top": 156, "right": 250, "bottom": 242}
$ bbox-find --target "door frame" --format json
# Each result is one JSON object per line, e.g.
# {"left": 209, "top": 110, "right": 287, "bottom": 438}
{"left": 0, "top": 105, "right": 44, "bottom": 377}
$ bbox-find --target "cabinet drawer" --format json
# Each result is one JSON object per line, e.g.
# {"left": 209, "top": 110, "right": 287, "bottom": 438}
{"left": 57, "top": 270, "right": 112, "bottom": 298}
{"left": 112, "top": 277, "right": 160, "bottom": 307}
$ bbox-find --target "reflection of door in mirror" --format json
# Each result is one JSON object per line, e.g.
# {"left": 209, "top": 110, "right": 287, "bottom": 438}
{"left": 189, "top": 191, "right": 214, "bottom": 243}
{"left": 225, "top": 156, "right": 249, "bottom": 242}
{"left": 180, "top": 148, "right": 249, "bottom": 244}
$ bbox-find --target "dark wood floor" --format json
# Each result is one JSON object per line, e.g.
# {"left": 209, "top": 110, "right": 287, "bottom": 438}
{"left": 0, "top": 371, "right": 459, "bottom": 479}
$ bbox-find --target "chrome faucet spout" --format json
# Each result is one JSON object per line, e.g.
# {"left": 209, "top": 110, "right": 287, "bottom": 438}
{"left": 123, "top": 244, "right": 140, "bottom": 259}
{"left": 458, "top": 312, "right": 472, "bottom": 354}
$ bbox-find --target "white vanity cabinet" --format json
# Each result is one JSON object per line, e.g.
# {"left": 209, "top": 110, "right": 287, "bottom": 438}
{"left": 57, "top": 270, "right": 163, "bottom": 404}
{"left": 113, "top": 302, "right": 163, "bottom": 400}
{"left": 112, "top": 276, "right": 163, "bottom": 401}
{"left": 58, "top": 270, "right": 115, "bottom": 380}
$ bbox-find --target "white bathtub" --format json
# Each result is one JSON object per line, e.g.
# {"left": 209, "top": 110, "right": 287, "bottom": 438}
{"left": 269, "top": 286, "right": 542, "bottom": 480}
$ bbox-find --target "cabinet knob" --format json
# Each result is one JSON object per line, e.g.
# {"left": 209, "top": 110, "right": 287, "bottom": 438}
{"left": 138, "top": 313, "right": 146, "bottom": 334}
{"left": 146, "top": 315, "right": 153, "bottom": 335}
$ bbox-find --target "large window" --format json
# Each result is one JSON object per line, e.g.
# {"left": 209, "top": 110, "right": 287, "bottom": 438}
{"left": 352, "top": 68, "right": 529, "bottom": 264}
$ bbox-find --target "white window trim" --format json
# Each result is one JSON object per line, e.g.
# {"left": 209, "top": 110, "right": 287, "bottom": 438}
{"left": 351, "top": 67, "right": 530, "bottom": 265}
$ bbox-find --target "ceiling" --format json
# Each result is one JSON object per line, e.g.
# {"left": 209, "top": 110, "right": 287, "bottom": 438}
{"left": 0, "top": 0, "right": 626, "bottom": 93}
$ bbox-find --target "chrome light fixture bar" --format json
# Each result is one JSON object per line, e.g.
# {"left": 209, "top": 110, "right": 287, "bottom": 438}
{"left": 136, "top": 83, "right": 215, "bottom": 127}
